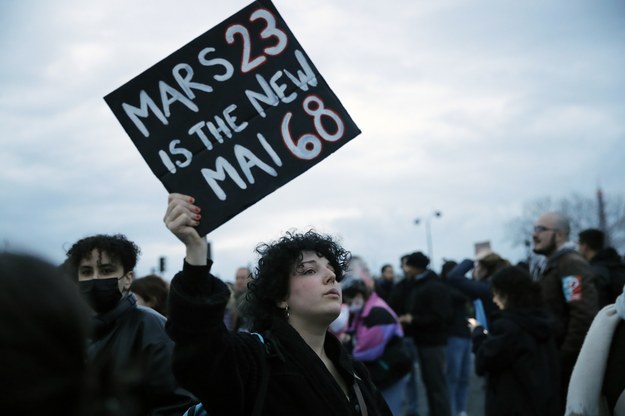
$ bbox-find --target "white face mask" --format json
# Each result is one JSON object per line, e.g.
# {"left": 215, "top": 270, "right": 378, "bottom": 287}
{"left": 329, "top": 304, "right": 350, "bottom": 333}
{"left": 348, "top": 299, "right": 364, "bottom": 314}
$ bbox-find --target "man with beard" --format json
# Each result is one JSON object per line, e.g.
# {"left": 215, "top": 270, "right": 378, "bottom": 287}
{"left": 531, "top": 212, "right": 599, "bottom": 403}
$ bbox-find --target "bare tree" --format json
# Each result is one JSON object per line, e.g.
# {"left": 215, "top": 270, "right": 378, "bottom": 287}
{"left": 506, "top": 191, "right": 625, "bottom": 255}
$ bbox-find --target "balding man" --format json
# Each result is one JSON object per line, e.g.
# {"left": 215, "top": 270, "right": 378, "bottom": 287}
{"left": 532, "top": 211, "right": 599, "bottom": 402}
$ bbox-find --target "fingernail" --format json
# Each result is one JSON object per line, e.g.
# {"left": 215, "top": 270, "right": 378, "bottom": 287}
{"left": 194, "top": 207, "right": 201, "bottom": 213}
{"left": 188, "top": 197, "right": 195, "bottom": 203}
{"left": 195, "top": 214, "right": 201, "bottom": 220}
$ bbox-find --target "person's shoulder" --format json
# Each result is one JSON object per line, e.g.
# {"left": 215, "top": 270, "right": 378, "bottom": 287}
{"left": 363, "top": 306, "right": 398, "bottom": 326}
{"left": 557, "top": 249, "right": 586, "bottom": 265}
{"left": 137, "top": 304, "right": 167, "bottom": 321}
{"left": 490, "top": 312, "right": 523, "bottom": 335}
{"left": 129, "top": 304, "right": 168, "bottom": 333}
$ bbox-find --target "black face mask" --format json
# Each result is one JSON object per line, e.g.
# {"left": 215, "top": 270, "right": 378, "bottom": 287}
{"left": 78, "top": 276, "right": 123, "bottom": 314}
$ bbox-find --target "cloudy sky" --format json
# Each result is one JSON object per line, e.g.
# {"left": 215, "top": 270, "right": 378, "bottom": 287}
{"left": 2, "top": 0, "right": 624, "bottom": 281}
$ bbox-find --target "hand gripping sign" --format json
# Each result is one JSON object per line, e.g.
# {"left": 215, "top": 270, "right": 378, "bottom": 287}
{"left": 104, "top": 0, "right": 361, "bottom": 236}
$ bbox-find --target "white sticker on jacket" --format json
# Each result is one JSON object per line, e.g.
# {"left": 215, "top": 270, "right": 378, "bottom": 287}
{"left": 562, "top": 275, "right": 583, "bottom": 302}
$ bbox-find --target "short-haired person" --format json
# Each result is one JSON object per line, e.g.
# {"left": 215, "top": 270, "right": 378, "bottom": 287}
{"left": 164, "top": 193, "right": 391, "bottom": 415}
{"left": 392, "top": 251, "right": 452, "bottom": 416}
{"left": 65, "top": 233, "right": 196, "bottom": 415}
{"left": 578, "top": 228, "right": 625, "bottom": 308}
{"left": 131, "top": 274, "right": 170, "bottom": 316}
{"left": 375, "top": 264, "right": 396, "bottom": 302}
{"left": 469, "top": 266, "right": 561, "bottom": 416}
{"left": 532, "top": 212, "right": 599, "bottom": 402}
{"left": 232, "top": 266, "right": 252, "bottom": 331}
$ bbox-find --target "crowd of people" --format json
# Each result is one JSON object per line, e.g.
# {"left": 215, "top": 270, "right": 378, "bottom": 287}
{"left": 2, "top": 193, "right": 625, "bottom": 416}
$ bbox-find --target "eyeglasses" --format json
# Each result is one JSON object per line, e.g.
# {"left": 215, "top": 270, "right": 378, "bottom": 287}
{"left": 533, "top": 225, "right": 559, "bottom": 233}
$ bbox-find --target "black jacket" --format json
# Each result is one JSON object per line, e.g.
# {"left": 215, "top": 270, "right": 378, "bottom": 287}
{"left": 89, "top": 294, "right": 196, "bottom": 416}
{"left": 166, "top": 261, "right": 391, "bottom": 416}
{"left": 391, "top": 270, "right": 452, "bottom": 346}
{"left": 590, "top": 247, "right": 625, "bottom": 308}
{"left": 472, "top": 309, "right": 561, "bottom": 416}
{"left": 539, "top": 248, "right": 598, "bottom": 379}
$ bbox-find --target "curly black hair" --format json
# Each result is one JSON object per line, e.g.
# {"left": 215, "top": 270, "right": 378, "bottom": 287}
{"left": 65, "top": 234, "right": 141, "bottom": 279}
{"left": 242, "top": 230, "right": 351, "bottom": 331}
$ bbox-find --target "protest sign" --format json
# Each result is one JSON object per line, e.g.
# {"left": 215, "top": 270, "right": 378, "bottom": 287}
{"left": 105, "top": 0, "right": 360, "bottom": 236}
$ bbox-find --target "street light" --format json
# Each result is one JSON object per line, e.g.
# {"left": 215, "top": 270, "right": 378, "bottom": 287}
{"left": 415, "top": 210, "right": 442, "bottom": 262}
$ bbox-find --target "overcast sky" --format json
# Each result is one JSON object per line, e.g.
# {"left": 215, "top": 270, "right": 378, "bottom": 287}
{"left": 2, "top": 0, "right": 624, "bottom": 281}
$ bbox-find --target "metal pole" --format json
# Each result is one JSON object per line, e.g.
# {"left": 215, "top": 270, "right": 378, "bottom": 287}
{"left": 426, "top": 217, "right": 433, "bottom": 261}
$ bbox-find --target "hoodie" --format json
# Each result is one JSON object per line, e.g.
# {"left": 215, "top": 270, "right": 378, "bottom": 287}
{"left": 472, "top": 308, "right": 562, "bottom": 416}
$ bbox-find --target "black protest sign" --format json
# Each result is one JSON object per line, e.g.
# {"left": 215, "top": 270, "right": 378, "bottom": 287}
{"left": 104, "top": 0, "right": 360, "bottom": 236}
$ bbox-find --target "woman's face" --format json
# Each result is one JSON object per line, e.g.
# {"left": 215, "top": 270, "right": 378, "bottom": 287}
{"left": 492, "top": 290, "right": 507, "bottom": 310}
{"left": 282, "top": 250, "right": 342, "bottom": 326}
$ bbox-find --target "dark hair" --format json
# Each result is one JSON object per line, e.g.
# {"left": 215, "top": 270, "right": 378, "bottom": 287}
{"left": 490, "top": 266, "right": 543, "bottom": 309}
{"left": 440, "top": 260, "right": 458, "bottom": 280}
{"left": 130, "top": 274, "right": 169, "bottom": 316}
{"left": 342, "top": 278, "right": 369, "bottom": 300}
{"left": 578, "top": 228, "right": 605, "bottom": 251}
{"left": 66, "top": 234, "right": 141, "bottom": 278}
{"left": 405, "top": 251, "right": 429, "bottom": 269}
{"left": 243, "top": 230, "right": 351, "bottom": 331}
{"left": 0, "top": 252, "right": 91, "bottom": 415}
{"left": 380, "top": 264, "right": 393, "bottom": 274}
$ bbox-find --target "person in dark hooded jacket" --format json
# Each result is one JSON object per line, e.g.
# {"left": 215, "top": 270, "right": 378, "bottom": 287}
{"left": 469, "top": 266, "right": 561, "bottom": 416}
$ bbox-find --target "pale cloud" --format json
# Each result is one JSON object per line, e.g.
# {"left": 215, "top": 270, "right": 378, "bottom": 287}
{"left": 1, "top": 0, "right": 624, "bottom": 280}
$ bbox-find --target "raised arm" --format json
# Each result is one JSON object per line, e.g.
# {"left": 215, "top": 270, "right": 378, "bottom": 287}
{"left": 164, "top": 193, "right": 208, "bottom": 266}
{"left": 164, "top": 193, "right": 265, "bottom": 415}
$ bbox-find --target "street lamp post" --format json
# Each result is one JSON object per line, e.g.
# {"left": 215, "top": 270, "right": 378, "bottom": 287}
{"left": 415, "top": 211, "right": 442, "bottom": 262}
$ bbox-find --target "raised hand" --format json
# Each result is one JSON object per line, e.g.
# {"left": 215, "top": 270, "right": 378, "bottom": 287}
{"left": 164, "top": 193, "right": 207, "bottom": 265}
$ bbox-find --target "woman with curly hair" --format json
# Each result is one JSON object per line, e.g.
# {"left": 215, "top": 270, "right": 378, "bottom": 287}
{"left": 164, "top": 193, "right": 391, "bottom": 416}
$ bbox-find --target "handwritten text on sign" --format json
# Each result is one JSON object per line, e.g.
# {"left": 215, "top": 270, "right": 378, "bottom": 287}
{"left": 104, "top": 1, "right": 360, "bottom": 236}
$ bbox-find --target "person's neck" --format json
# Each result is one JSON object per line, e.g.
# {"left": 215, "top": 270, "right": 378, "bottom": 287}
{"left": 289, "top": 317, "right": 328, "bottom": 358}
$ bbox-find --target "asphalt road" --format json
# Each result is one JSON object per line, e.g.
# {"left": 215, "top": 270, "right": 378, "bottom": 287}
{"left": 413, "top": 354, "right": 486, "bottom": 416}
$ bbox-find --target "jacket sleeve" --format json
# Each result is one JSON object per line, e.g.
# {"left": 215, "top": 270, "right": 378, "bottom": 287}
{"left": 448, "top": 258, "right": 474, "bottom": 279}
{"left": 447, "top": 261, "right": 492, "bottom": 303}
{"left": 472, "top": 320, "right": 523, "bottom": 376}
{"left": 166, "top": 261, "right": 266, "bottom": 416}
{"left": 557, "top": 254, "right": 599, "bottom": 369}
{"left": 352, "top": 307, "right": 399, "bottom": 362}
{"left": 141, "top": 335, "right": 198, "bottom": 416}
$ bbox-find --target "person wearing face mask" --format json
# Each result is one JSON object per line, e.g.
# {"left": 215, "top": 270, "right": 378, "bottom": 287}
{"left": 65, "top": 233, "right": 197, "bottom": 416}
{"left": 342, "top": 276, "right": 412, "bottom": 416}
